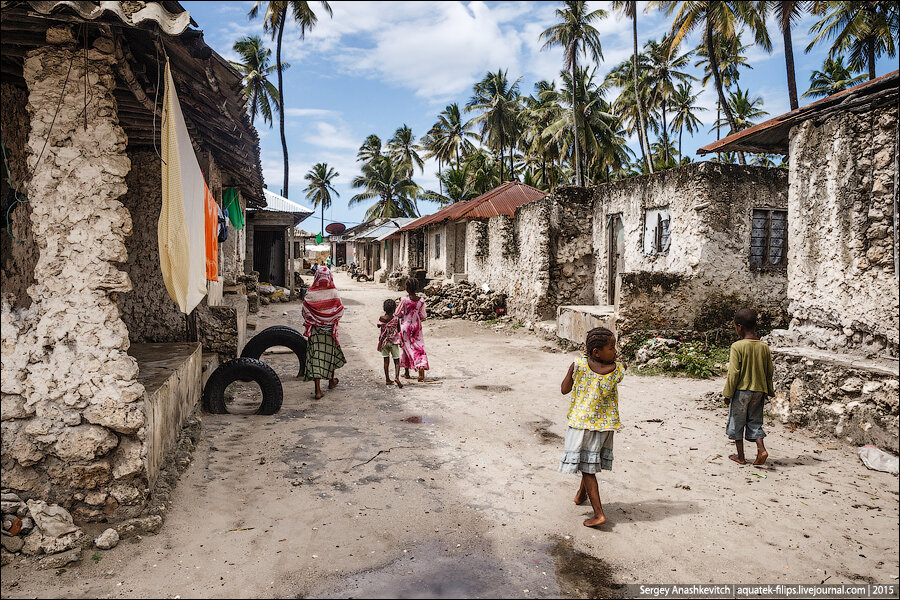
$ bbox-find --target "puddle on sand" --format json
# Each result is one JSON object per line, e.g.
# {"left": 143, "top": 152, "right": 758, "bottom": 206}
{"left": 472, "top": 385, "right": 513, "bottom": 393}
{"left": 302, "top": 537, "right": 621, "bottom": 599}
{"left": 402, "top": 416, "right": 435, "bottom": 424}
{"left": 546, "top": 536, "right": 622, "bottom": 598}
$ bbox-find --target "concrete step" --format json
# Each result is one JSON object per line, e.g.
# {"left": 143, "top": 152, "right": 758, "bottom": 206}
{"left": 201, "top": 352, "right": 219, "bottom": 388}
{"left": 557, "top": 305, "right": 616, "bottom": 344}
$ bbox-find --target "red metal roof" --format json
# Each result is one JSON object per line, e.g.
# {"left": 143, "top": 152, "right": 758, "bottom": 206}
{"left": 698, "top": 70, "right": 899, "bottom": 155}
{"left": 399, "top": 181, "right": 547, "bottom": 232}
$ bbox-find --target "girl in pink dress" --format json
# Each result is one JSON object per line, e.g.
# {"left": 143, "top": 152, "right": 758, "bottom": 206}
{"left": 396, "top": 278, "right": 429, "bottom": 381}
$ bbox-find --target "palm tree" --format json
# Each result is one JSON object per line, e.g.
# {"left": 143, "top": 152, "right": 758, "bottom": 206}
{"left": 807, "top": 1, "right": 899, "bottom": 80}
{"left": 612, "top": 1, "right": 653, "bottom": 173}
{"left": 669, "top": 82, "right": 706, "bottom": 158}
{"left": 714, "top": 88, "right": 768, "bottom": 132}
{"left": 660, "top": 0, "right": 770, "bottom": 164}
{"left": 802, "top": 55, "right": 866, "bottom": 98}
{"left": 429, "top": 104, "right": 479, "bottom": 170}
{"left": 387, "top": 125, "right": 425, "bottom": 176}
{"left": 761, "top": 1, "right": 810, "bottom": 110}
{"left": 463, "top": 148, "right": 502, "bottom": 194}
{"left": 540, "top": 1, "right": 607, "bottom": 186}
{"left": 357, "top": 134, "right": 382, "bottom": 164}
{"left": 349, "top": 156, "right": 420, "bottom": 220}
{"left": 694, "top": 32, "right": 752, "bottom": 146}
{"left": 644, "top": 36, "right": 695, "bottom": 164}
{"left": 466, "top": 69, "right": 522, "bottom": 183}
{"left": 303, "top": 163, "right": 339, "bottom": 236}
{"left": 230, "top": 36, "right": 287, "bottom": 127}
{"left": 419, "top": 166, "right": 479, "bottom": 206}
{"left": 249, "top": 1, "right": 333, "bottom": 198}
{"left": 521, "top": 81, "right": 565, "bottom": 190}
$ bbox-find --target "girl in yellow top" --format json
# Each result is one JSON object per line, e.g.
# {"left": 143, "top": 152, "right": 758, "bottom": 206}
{"left": 559, "top": 327, "right": 625, "bottom": 528}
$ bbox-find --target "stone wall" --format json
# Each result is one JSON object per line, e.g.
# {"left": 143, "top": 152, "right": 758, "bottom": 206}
{"left": 774, "top": 105, "right": 899, "bottom": 358}
{"left": 594, "top": 162, "right": 789, "bottom": 339}
{"left": 1, "top": 82, "right": 38, "bottom": 309}
{"left": 117, "top": 149, "right": 186, "bottom": 343}
{"left": 220, "top": 190, "right": 246, "bottom": 285}
{"left": 1, "top": 31, "right": 148, "bottom": 522}
{"left": 546, "top": 187, "right": 595, "bottom": 310}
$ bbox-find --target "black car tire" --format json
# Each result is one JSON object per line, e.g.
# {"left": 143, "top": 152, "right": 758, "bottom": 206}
{"left": 202, "top": 357, "right": 283, "bottom": 415}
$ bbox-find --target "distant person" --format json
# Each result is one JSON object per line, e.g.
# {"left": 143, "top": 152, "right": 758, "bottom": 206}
{"left": 325, "top": 256, "right": 332, "bottom": 268}
{"left": 301, "top": 267, "right": 346, "bottom": 399}
{"left": 559, "top": 327, "right": 625, "bottom": 528}
{"left": 396, "top": 278, "right": 429, "bottom": 381}
{"left": 309, "top": 261, "right": 318, "bottom": 275}
{"left": 377, "top": 298, "right": 404, "bottom": 388}
{"left": 723, "top": 308, "right": 774, "bottom": 466}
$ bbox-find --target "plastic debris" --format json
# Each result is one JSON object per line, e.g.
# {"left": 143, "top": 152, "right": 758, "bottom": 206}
{"left": 858, "top": 445, "right": 899, "bottom": 475}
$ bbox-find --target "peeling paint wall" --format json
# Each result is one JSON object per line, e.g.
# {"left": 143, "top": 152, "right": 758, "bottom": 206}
{"left": 594, "top": 162, "right": 789, "bottom": 339}
{"left": 117, "top": 149, "right": 186, "bottom": 343}
{"left": 1, "top": 32, "right": 149, "bottom": 523}
{"left": 1, "top": 82, "right": 38, "bottom": 309}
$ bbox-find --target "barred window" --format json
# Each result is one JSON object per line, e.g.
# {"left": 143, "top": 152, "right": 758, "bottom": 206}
{"left": 750, "top": 209, "right": 787, "bottom": 268}
{"left": 435, "top": 233, "right": 441, "bottom": 259}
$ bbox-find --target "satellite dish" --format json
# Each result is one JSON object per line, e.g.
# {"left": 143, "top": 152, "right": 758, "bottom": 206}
{"left": 325, "top": 222, "right": 346, "bottom": 235}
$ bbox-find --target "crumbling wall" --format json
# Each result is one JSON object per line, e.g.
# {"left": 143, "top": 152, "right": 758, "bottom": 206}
{"left": 546, "top": 186, "right": 595, "bottom": 311}
{"left": 1, "top": 30, "right": 147, "bottom": 524}
{"left": 0, "top": 82, "right": 38, "bottom": 309}
{"left": 774, "top": 105, "right": 899, "bottom": 358}
{"left": 594, "top": 162, "right": 789, "bottom": 339}
{"left": 220, "top": 189, "right": 246, "bottom": 285}
{"left": 117, "top": 149, "right": 185, "bottom": 343}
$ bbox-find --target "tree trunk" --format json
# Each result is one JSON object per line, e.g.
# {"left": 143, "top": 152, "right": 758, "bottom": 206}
{"left": 867, "top": 38, "right": 876, "bottom": 80}
{"left": 320, "top": 202, "right": 324, "bottom": 236}
{"left": 633, "top": 13, "right": 653, "bottom": 174}
{"left": 661, "top": 99, "right": 668, "bottom": 164}
{"left": 782, "top": 21, "right": 798, "bottom": 110}
{"left": 572, "top": 56, "right": 583, "bottom": 186}
{"left": 498, "top": 135, "right": 505, "bottom": 183}
{"left": 276, "top": 20, "right": 290, "bottom": 197}
{"left": 678, "top": 124, "right": 683, "bottom": 160}
{"left": 706, "top": 18, "right": 744, "bottom": 164}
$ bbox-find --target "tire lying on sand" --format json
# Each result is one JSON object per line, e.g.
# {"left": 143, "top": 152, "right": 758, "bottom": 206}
{"left": 241, "top": 326, "right": 307, "bottom": 377}
{"left": 203, "top": 357, "right": 283, "bottom": 415}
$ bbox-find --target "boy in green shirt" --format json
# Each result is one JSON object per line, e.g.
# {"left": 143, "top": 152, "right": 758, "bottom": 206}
{"left": 723, "top": 308, "right": 774, "bottom": 466}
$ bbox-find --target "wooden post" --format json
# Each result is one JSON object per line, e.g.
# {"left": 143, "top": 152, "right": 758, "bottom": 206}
{"left": 288, "top": 226, "right": 295, "bottom": 298}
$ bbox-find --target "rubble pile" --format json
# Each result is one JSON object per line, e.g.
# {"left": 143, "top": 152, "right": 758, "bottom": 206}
{"left": 1, "top": 494, "right": 86, "bottom": 566}
{"left": 423, "top": 281, "right": 507, "bottom": 321}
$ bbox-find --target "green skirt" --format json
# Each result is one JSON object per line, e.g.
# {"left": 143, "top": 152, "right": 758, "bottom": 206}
{"left": 303, "top": 326, "right": 346, "bottom": 381}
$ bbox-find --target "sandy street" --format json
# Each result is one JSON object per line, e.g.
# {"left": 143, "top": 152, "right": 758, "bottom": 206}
{"left": 2, "top": 272, "right": 898, "bottom": 599}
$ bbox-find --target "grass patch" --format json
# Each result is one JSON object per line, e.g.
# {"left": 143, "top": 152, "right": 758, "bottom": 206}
{"left": 633, "top": 341, "right": 729, "bottom": 379}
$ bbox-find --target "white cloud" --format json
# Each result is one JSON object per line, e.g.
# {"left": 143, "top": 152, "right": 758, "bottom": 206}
{"left": 303, "top": 121, "right": 359, "bottom": 150}
{"left": 285, "top": 108, "right": 340, "bottom": 118}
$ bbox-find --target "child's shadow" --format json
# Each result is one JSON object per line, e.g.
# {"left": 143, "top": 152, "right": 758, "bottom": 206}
{"left": 766, "top": 454, "right": 826, "bottom": 469}
{"left": 588, "top": 499, "right": 698, "bottom": 529}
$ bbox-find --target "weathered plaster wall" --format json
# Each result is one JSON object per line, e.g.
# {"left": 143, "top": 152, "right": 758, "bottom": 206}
{"left": 1, "top": 31, "right": 148, "bottom": 523}
{"left": 117, "top": 149, "right": 185, "bottom": 343}
{"left": 775, "top": 105, "right": 899, "bottom": 358}
{"left": 594, "top": 162, "right": 789, "bottom": 338}
{"left": 546, "top": 187, "right": 595, "bottom": 311}
{"left": 220, "top": 190, "right": 246, "bottom": 285}
{"left": 1, "top": 82, "right": 38, "bottom": 309}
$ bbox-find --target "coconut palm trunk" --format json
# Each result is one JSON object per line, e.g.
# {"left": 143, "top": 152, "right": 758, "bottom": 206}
{"left": 633, "top": 12, "right": 652, "bottom": 173}
{"left": 572, "top": 56, "right": 584, "bottom": 186}
{"left": 866, "top": 39, "right": 876, "bottom": 80}
{"left": 276, "top": 19, "right": 289, "bottom": 196}
{"left": 782, "top": 19, "right": 798, "bottom": 110}
{"left": 705, "top": 19, "right": 745, "bottom": 164}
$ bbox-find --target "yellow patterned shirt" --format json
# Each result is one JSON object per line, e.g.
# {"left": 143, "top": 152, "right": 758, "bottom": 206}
{"left": 566, "top": 358, "right": 625, "bottom": 431}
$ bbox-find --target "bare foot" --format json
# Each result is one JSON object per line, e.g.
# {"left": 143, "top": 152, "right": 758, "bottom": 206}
{"left": 729, "top": 454, "right": 747, "bottom": 465}
{"left": 328, "top": 378, "right": 339, "bottom": 389}
{"left": 403, "top": 372, "right": 413, "bottom": 379}
{"left": 583, "top": 514, "right": 607, "bottom": 527}
{"left": 314, "top": 392, "right": 324, "bottom": 400}
{"left": 417, "top": 376, "right": 425, "bottom": 382}
{"left": 753, "top": 450, "right": 769, "bottom": 465}
{"left": 385, "top": 379, "right": 394, "bottom": 385}
{"left": 395, "top": 378, "right": 404, "bottom": 389}
{"left": 574, "top": 489, "right": 587, "bottom": 505}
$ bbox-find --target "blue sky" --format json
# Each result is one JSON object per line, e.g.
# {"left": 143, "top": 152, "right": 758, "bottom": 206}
{"left": 181, "top": 1, "right": 894, "bottom": 230}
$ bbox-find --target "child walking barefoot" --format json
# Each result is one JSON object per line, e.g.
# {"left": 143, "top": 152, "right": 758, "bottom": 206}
{"left": 396, "top": 279, "right": 429, "bottom": 381}
{"left": 378, "top": 299, "right": 404, "bottom": 388}
{"left": 559, "top": 327, "right": 625, "bottom": 528}
{"left": 723, "top": 308, "right": 774, "bottom": 466}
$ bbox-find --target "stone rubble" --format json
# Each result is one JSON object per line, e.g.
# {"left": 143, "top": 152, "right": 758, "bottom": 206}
{"left": 422, "top": 280, "right": 507, "bottom": 321}
{"left": 0, "top": 494, "right": 86, "bottom": 561}
{"left": 94, "top": 528, "right": 119, "bottom": 550}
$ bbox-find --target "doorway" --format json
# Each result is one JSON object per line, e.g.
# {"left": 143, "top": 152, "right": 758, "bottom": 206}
{"left": 607, "top": 215, "right": 624, "bottom": 305}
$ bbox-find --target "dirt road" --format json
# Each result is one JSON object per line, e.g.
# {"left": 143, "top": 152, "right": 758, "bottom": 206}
{"left": 2, "top": 273, "right": 898, "bottom": 598}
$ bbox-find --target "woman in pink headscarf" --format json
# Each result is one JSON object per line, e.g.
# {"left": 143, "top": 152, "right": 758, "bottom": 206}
{"left": 301, "top": 267, "right": 346, "bottom": 399}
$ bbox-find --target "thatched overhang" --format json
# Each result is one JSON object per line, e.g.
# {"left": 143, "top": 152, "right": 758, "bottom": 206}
{"left": 0, "top": 0, "right": 266, "bottom": 207}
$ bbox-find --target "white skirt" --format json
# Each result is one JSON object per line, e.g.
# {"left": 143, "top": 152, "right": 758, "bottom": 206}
{"left": 558, "top": 427, "right": 614, "bottom": 474}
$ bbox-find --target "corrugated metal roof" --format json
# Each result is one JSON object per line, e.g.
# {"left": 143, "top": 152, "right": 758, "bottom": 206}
{"left": 353, "top": 218, "right": 416, "bottom": 241}
{"left": 26, "top": 1, "right": 195, "bottom": 35}
{"left": 261, "top": 189, "right": 314, "bottom": 215}
{"left": 699, "top": 70, "right": 899, "bottom": 156}
{"left": 399, "top": 182, "right": 546, "bottom": 232}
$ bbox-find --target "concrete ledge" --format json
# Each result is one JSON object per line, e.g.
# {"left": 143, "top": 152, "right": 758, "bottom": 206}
{"left": 557, "top": 305, "right": 616, "bottom": 344}
{"left": 772, "top": 346, "right": 899, "bottom": 377}
{"left": 129, "top": 343, "right": 202, "bottom": 488}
